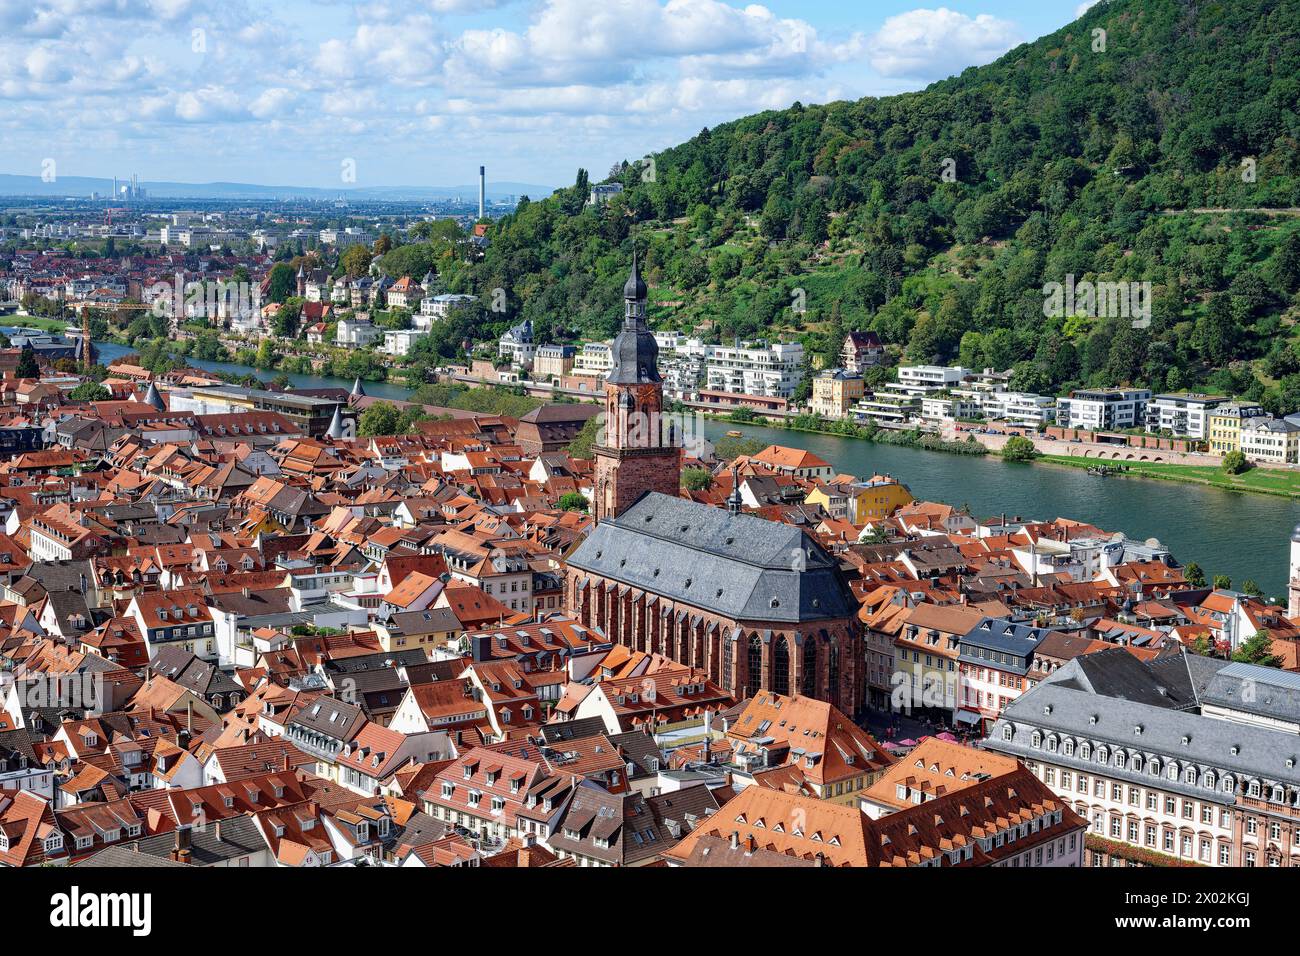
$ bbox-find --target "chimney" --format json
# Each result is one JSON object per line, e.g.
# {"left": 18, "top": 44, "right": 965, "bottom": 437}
{"left": 171, "top": 824, "right": 193, "bottom": 864}
{"left": 478, "top": 166, "right": 486, "bottom": 220}
{"left": 729, "top": 830, "right": 739, "bottom": 850}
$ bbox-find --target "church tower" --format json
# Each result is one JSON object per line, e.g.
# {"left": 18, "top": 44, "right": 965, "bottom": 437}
{"left": 593, "top": 254, "right": 682, "bottom": 522}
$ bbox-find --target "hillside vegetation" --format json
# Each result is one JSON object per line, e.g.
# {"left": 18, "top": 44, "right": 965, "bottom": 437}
{"left": 404, "top": 0, "right": 1300, "bottom": 411}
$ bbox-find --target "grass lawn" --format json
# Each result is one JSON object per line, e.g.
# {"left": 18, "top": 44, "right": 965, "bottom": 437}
{"left": 1038, "top": 454, "right": 1300, "bottom": 499}
{"left": 1, "top": 316, "right": 72, "bottom": 333}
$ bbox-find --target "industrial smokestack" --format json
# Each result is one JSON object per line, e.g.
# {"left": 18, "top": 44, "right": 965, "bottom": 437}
{"left": 478, "top": 166, "right": 485, "bottom": 220}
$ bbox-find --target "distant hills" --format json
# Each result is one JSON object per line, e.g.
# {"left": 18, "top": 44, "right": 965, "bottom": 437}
{"left": 0, "top": 173, "right": 554, "bottom": 202}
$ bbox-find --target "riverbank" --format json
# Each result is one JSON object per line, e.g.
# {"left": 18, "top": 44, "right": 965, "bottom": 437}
{"left": 709, "top": 409, "right": 1300, "bottom": 501}
{"left": 1036, "top": 454, "right": 1300, "bottom": 500}
{"left": 701, "top": 418, "right": 1300, "bottom": 597}
{"left": 705, "top": 412, "right": 989, "bottom": 457}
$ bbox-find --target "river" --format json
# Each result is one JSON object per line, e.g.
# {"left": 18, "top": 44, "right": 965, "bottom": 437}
{"left": 79, "top": 337, "right": 1299, "bottom": 597}
{"left": 699, "top": 419, "right": 1299, "bottom": 600}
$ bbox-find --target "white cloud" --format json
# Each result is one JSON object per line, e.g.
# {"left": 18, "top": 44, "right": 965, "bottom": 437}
{"left": 867, "top": 7, "right": 1021, "bottom": 80}
{"left": 1075, "top": 1, "right": 1101, "bottom": 16}
{"left": 0, "top": 0, "right": 1036, "bottom": 185}
{"left": 314, "top": 12, "right": 443, "bottom": 82}
{"left": 174, "top": 85, "right": 245, "bottom": 121}
{"left": 248, "top": 87, "right": 296, "bottom": 118}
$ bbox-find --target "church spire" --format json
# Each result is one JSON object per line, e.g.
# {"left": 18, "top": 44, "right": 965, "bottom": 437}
{"left": 326, "top": 404, "right": 345, "bottom": 440}
{"left": 623, "top": 249, "right": 648, "bottom": 318}
{"left": 608, "top": 250, "right": 660, "bottom": 385}
{"left": 727, "top": 463, "right": 743, "bottom": 516}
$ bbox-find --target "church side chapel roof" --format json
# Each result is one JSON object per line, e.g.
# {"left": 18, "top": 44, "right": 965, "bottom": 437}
{"left": 568, "top": 492, "right": 854, "bottom": 623}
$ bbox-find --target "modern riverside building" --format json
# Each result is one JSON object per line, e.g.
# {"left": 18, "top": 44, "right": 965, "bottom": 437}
{"left": 1056, "top": 388, "right": 1152, "bottom": 431}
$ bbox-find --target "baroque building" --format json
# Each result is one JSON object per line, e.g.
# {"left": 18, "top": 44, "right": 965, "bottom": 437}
{"left": 987, "top": 648, "right": 1300, "bottom": 867}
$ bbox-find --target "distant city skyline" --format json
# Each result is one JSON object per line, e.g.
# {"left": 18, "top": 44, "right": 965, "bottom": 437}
{"left": 0, "top": 1, "right": 1099, "bottom": 190}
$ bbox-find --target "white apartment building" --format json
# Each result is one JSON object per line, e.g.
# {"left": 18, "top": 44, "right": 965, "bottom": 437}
{"left": 704, "top": 341, "right": 805, "bottom": 398}
{"left": 853, "top": 386, "right": 920, "bottom": 425}
{"left": 418, "top": 293, "right": 478, "bottom": 326}
{"left": 337, "top": 316, "right": 382, "bottom": 348}
{"left": 895, "top": 365, "right": 971, "bottom": 395}
{"left": 320, "top": 227, "right": 371, "bottom": 247}
{"left": 1144, "top": 393, "right": 1226, "bottom": 439}
{"left": 921, "top": 395, "right": 981, "bottom": 422}
{"left": 573, "top": 342, "right": 613, "bottom": 378}
{"left": 660, "top": 354, "right": 705, "bottom": 399}
{"left": 987, "top": 392, "right": 1057, "bottom": 427}
{"left": 382, "top": 328, "right": 431, "bottom": 358}
{"left": 1056, "top": 388, "right": 1151, "bottom": 431}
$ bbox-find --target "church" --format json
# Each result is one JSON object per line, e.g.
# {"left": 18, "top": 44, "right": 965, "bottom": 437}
{"left": 566, "top": 257, "right": 866, "bottom": 714}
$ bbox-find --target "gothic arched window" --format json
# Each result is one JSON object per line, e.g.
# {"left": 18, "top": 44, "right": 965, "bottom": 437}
{"left": 773, "top": 636, "right": 790, "bottom": 698}
{"left": 747, "top": 635, "right": 763, "bottom": 695}
{"left": 801, "top": 639, "right": 817, "bottom": 698}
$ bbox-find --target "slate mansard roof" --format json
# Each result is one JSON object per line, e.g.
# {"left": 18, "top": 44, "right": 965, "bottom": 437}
{"left": 567, "top": 492, "right": 854, "bottom": 623}
{"left": 989, "top": 652, "right": 1300, "bottom": 795}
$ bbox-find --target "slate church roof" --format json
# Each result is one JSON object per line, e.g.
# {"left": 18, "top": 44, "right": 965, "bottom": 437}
{"left": 567, "top": 492, "right": 854, "bottom": 623}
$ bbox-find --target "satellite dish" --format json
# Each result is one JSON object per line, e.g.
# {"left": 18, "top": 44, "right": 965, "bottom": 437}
{"left": 1145, "top": 537, "right": 1161, "bottom": 549}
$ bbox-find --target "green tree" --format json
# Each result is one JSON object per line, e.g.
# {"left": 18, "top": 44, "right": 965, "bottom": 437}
{"left": 15, "top": 344, "right": 39, "bottom": 379}
{"left": 566, "top": 416, "right": 600, "bottom": 460}
{"left": 1241, "top": 579, "right": 1264, "bottom": 597}
{"left": 682, "top": 467, "right": 713, "bottom": 491}
{"left": 266, "top": 263, "right": 297, "bottom": 303}
{"left": 254, "top": 339, "right": 280, "bottom": 370}
{"left": 715, "top": 435, "right": 765, "bottom": 460}
{"left": 1184, "top": 562, "right": 1206, "bottom": 588}
{"left": 1232, "top": 632, "right": 1281, "bottom": 668}
{"left": 341, "top": 245, "right": 373, "bottom": 278}
{"left": 358, "top": 402, "right": 402, "bottom": 436}
{"left": 1212, "top": 574, "right": 1232, "bottom": 591}
{"left": 557, "top": 492, "right": 589, "bottom": 512}
{"left": 1001, "top": 435, "right": 1038, "bottom": 461}
{"left": 273, "top": 298, "right": 304, "bottom": 338}
{"left": 1221, "top": 450, "right": 1250, "bottom": 475}
{"left": 68, "top": 382, "right": 111, "bottom": 402}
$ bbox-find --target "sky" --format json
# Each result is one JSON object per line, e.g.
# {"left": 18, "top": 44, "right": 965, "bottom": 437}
{"left": 0, "top": 0, "right": 1103, "bottom": 190}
